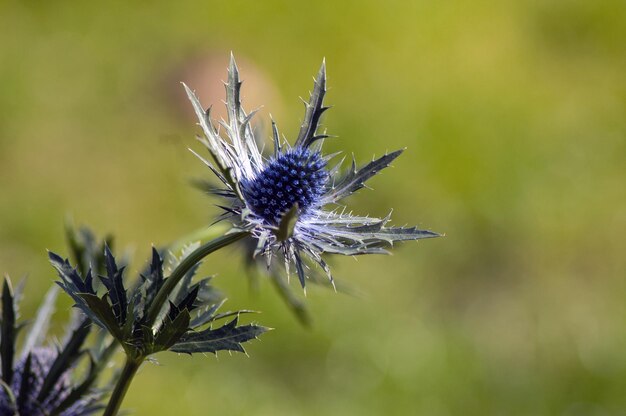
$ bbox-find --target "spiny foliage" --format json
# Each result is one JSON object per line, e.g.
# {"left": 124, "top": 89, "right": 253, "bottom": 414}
{"left": 0, "top": 276, "right": 110, "bottom": 416}
{"left": 51, "top": 241, "right": 268, "bottom": 359}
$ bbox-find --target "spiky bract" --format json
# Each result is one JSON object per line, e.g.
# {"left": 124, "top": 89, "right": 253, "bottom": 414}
{"left": 185, "top": 54, "right": 439, "bottom": 288}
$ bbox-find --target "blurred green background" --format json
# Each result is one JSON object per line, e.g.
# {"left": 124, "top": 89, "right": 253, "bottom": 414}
{"left": 1, "top": 0, "right": 625, "bottom": 415}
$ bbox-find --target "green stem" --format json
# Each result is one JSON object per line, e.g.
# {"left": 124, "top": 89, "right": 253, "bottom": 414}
{"left": 103, "top": 230, "right": 248, "bottom": 415}
{"left": 103, "top": 356, "right": 142, "bottom": 416}
{"left": 167, "top": 223, "right": 230, "bottom": 255}
{"left": 145, "top": 230, "right": 249, "bottom": 327}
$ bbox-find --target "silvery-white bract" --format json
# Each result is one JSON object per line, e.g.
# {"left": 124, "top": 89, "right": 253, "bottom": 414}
{"left": 184, "top": 54, "right": 439, "bottom": 289}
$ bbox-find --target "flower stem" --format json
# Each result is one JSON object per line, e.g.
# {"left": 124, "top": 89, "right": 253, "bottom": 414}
{"left": 167, "top": 223, "right": 230, "bottom": 255}
{"left": 145, "top": 230, "right": 249, "bottom": 328}
{"left": 103, "top": 356, "right": 142, "bottom": 416}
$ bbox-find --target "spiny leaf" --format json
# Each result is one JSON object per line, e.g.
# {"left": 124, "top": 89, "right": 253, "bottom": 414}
{"left": 171, "top": 263, "right": 200, "bottom": 306}
{"left": 295, "top": 60, "right": 330, "bottom": 149}
{"left": 55, "top": 281, "right": 102, "bottom": 328}
{"left": 183, "top": 85, "right": 237, "bottom": 189}
{"left": 271, "top": 118, "right": 281, "bottom": 156}
{"left": 1, "top": 277, "right": 17, "bottom": 385}
{"left": 99, "top": 244, "right": 128, "bottom": 325}
{"left": 317, "top": 224, "right": 440, "bottom": 244}
{"left": 190, "top": 304, "right": 222, "bottom": 330}
{"left": 49, "top": 251, "right": 95, "bottom": 295}
{"left": 194, "top": 277, "right": 221, "bottom": 306}
{"left": 168, "top": 285, "right": 199, "bottom": 322}
{"left": 205, "top": 309, "right": 258, "bottom": 325}
{"left": 153, "top": 309, "right": 191, "bottom": 353}
{"left": 171, "top": 317, "right": 268, "bottom": 355}
{"left": 226, "top": 52, "right": 243, "bottom": 131}
{"left": 77, "top": 294, "right": 123, "bottom": 341}
{"left": 322, "top": 150, "right": 404, "bottom": 204}
{"left": 16, "top": 353, "right": 32, "bottom": 412}
{"left": 190, "top": 178, "right": 237, "bottom": 199}
{"left": 138, "top": 247, "right": 165, "bottom": 319}
{"left": 292, "top": 248, "right": 307, "bottom": 289}
{"left": 225, "top": 53, "right": 255, "bottom": 175}
{"left": 37, "top": 318, "right": 91, "bottom": 402}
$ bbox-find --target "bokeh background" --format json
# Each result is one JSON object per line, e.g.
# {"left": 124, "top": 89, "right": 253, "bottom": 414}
{"left": 1, "top": 1, "right": 625, "bottom": 415}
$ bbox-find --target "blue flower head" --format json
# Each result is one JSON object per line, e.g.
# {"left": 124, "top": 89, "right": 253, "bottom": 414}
{"left": 0, "top": 347, "right": 99, "bottom": 416}
{"left": 184, "top": 55, "right": 439, "bottom": 289}
{"left": 0, "top": 279, "right": 105, "bottom": 416}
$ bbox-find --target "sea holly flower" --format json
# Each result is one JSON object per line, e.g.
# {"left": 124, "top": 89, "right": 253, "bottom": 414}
{"left": 51, "top": 225, "right": 267, "bottom": 416}
{"left": 32, "top": 56, "right": 440, "bottom": 416}
{"left": 0, "top": 278, "right": 111, "bottom": 416}
{"left": 184, "top": 54, "right": 439, "bottom": 289}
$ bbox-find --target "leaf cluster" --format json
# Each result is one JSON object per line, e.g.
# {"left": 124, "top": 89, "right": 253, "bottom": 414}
{"left": 0, "top": 276, "right": 110, "bottom": 416}
{"left": 51, "top": 242, "right": 268, "bottom": 361}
